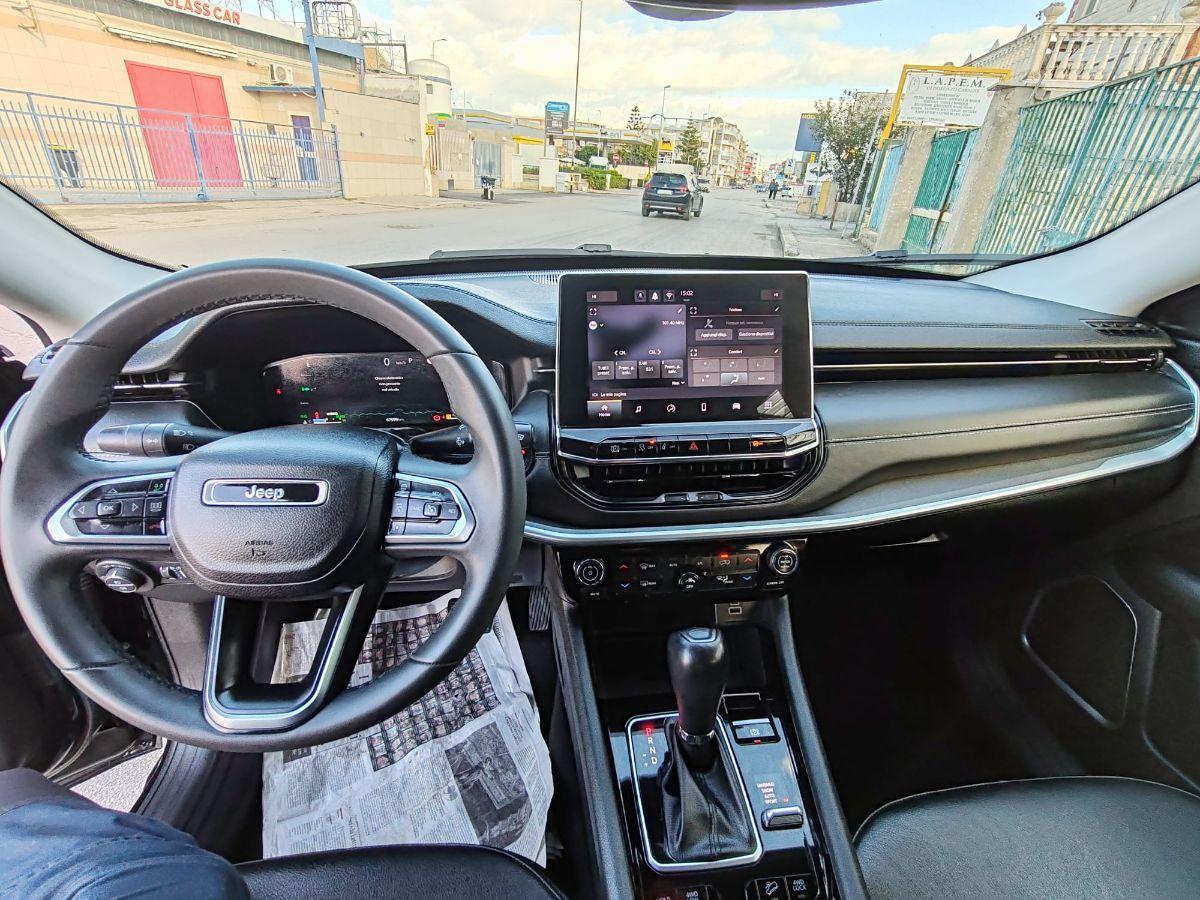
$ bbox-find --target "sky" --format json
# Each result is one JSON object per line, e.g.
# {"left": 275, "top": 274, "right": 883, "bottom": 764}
{"left": 355, "top": 0, "right": 1040, "bottom": 163}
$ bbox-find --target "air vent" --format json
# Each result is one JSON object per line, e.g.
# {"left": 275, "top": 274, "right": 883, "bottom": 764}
{"left": 113, "top": 370, "right": 197, "bottom": 399}
{"left": 526, "top": 273, "right": 561, "bottom": 285}
{"left": 814, "top": 348, "right": 1163, "bottom": 381}
{"left": 1084, "top": 319, "right": 1158, "bottom": 337}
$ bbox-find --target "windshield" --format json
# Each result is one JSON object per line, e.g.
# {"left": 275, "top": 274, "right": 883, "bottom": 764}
{"left": 4, "top": 0, "right": 1200, "bottom": 272}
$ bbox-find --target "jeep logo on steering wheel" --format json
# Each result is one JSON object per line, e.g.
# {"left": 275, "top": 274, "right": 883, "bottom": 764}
{"left": 201, "top": 479, "right": 329, "bottom": 506}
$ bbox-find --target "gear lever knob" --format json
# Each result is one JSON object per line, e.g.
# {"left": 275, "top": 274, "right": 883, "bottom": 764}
{"left": 667, "top": 627, "right": 729, "bottom": 746}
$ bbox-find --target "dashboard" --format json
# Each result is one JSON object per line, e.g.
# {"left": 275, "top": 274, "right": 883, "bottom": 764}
{"left": 28, "top": 262, "right": 1197, "bottom": 593}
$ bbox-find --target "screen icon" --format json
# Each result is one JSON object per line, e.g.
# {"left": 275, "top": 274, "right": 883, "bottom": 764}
{"left": 633, "top": 289, "right": 647, "bottom": 302}
{"left": 650, "top": 290, "right": 660, "bottom": 302}
{"left": 665, "top": 403, "right": 677, "bottom": 414}
{"left": 664, "top": 289, "right": 675, "bottom": 300}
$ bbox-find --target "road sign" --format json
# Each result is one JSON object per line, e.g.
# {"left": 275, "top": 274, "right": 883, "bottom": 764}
{"left": 881, "top": 64, "right": 1011, "bottom": 141}
{"left": 424, "top": 123, "right": 434, "bottom": 135}
{"left": 545, "top": 100, "right": 570, "bottom": 135}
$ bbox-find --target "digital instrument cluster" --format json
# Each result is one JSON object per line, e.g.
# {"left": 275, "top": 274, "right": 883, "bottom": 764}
{"left": 262, "top": 352, "right": 455, "bottom": 428}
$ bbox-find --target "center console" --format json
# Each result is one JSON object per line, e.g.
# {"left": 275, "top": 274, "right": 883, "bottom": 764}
{"left": 550, "top": 274, "right": 852, "bottom": 900}
{"left": 555, "top": 272, "right": 820, "bottom": 506}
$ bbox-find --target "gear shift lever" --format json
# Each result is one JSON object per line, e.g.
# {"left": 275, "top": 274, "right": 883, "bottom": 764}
{"left": 667, "top": 627, "right": 728, "bottom": 769}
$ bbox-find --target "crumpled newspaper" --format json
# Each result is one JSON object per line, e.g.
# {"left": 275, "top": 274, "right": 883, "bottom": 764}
{"left": 261, "top": 592, "right": 553, "bottom": 863}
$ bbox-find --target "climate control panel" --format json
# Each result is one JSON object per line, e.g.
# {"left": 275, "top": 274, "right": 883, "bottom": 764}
{"left": 562, "top": 540, "right": 803, "bottom": 601}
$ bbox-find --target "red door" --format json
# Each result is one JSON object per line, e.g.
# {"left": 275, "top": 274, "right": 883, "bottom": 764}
{"left": 126, "top": 62, "right": 243, "bottom": 189}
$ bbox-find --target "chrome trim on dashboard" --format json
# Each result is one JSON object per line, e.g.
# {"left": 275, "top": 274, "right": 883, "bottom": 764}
{"left": 525, "top": 359, "right": 1199, "bottom": 546}
{"left": 0, "top": 390, "right": 29, "bottom": 462}
{"left": 626, "top": 712, "right": 763, "bottom": 874}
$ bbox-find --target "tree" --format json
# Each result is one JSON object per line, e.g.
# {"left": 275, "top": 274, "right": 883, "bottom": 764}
{"left": 809, "top": 91, "right": 883, "bottom": 202}
{"left": 627, "top": 141, "right": 657, "bottom": 167}
{"left": 626, "top": 105, "right": 644, "bottom": 131}
{"left": 574, "top": 144, "right": 601, "bottom": 163}
{"left": 678, "top": 120, "right": 702, "bottom": 170}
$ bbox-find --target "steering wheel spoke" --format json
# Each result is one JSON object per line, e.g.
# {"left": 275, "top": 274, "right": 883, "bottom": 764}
{"left": 202, "top": 574, "right": 388, "bottom": 733}
{"left": 384, "top": 454, "right": 482, "bottom": 560}
{"left": 47, "top": 459, "right": 179, "bottom": 549}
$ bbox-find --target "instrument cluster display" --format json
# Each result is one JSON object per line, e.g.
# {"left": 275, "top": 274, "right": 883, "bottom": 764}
{"left": 262, "top": 352, "right": 455, "bottom": 428}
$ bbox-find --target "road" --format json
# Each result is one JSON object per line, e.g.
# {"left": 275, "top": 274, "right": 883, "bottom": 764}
{"left": 56, "top": 187, "right": 855, "bottom": 268}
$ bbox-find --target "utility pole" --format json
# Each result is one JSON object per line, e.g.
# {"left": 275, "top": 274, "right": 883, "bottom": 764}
{"left": 658, "top": 84, "right": 671, "bottom": 161}
{"left": 432, "top": 37, "right": 447, "bottom": 59}
{"left": 571, "top": 0, "right": 582, "bottom": 154}
{"left": 301, "top": 0, "right": 326, "bottom": 125}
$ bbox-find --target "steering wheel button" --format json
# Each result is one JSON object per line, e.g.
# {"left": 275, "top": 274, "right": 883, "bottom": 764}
{"left": 95, "top": 500, "right": 121, "bottom": 518}
{"left": 440, "top": 502, "right": 461, "bottom": 521}
{"left": 422, "top": 501, "right": 441, "bottom": 518}
{"left": 77, "top": 518, "right": 143, "bottom": 536}
{"left": 146, "top": 478, "right": 170, "bottom": 494}
{"left": 144, "top": 518, "right": 167, "bottom": 536}
{"left": 394, "top": 479, "right": 411, "bottom": 496}
{"left": 404, "top": 518, "right": 455, "bottom": 536}
{"left": 69, "top": 501, "right": 98, "bottom": 519}
{"left": 144, "top": 497, "right": 167, "bottom": 518}
{"left": 388, "top": 518, "right": 406, "bottom": 536}
{"left": 120, "top": 498, "right": 146, "bottom": 518}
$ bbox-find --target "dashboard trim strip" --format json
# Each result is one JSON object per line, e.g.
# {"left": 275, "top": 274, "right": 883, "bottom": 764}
{"left": 524, "top": 359, "right": 1200, "bottom": 546}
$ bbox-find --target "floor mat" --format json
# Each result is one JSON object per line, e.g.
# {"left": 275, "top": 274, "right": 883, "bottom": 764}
{"left": 261, "top": 593, "right": 553, "bottom": 862}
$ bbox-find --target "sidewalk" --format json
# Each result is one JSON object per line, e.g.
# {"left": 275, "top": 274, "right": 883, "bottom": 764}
{"left": 758, "top": 198, "right": 863, "bottom": 259}
{"left": 51, "top": 195, "right": 476, "bottom": 236}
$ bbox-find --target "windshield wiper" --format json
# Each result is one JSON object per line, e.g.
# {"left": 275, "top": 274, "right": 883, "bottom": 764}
{"left": 822, "top": 249, "right": 1026, "bottom": 266}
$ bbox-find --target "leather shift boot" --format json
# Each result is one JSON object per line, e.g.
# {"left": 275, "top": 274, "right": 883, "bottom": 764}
{"left": 655, "top": 720, "right": 754, "bottom": 864}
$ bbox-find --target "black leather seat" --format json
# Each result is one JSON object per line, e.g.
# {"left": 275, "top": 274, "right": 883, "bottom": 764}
{"left": 855, "top": 776, "right": 1200, "bottom": 900}
{"left": 237, "top": 843, "right": 567, "bottom": 900}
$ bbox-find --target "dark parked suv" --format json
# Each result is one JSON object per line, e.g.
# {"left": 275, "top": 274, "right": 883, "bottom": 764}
{"left": 641, "top": 171, "right": 704, "bottom": 220}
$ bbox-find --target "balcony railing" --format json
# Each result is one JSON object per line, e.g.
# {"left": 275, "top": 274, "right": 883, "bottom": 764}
{"left": 969, "top": 22, "right": 1198, "bottom": 88}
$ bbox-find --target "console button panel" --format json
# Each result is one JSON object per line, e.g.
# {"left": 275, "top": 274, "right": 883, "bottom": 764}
{"left": 562, "top": 541, "right": 802, "bottom": 601}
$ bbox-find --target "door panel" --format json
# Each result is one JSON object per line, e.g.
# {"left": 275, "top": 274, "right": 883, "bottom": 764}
{"left": 126, "top": 62, "right": 243, "bottom": 189}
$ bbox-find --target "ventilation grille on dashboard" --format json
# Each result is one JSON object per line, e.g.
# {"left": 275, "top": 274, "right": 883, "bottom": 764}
{"left": 113, "top": 370, "right": 198, "bottom": 400}
{"left": 1084, "top": 319, "right": 1159, "bottom": 338}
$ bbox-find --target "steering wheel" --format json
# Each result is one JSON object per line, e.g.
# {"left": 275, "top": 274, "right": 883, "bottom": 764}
{"left": 0, "top": 260, "right": 526, "bottom": 751}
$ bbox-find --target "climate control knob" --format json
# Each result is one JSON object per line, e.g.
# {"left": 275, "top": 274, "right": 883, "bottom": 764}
{"left": 676, "top": 570, "right": 702, "bottom": 592}
{"left": 573, "top": 557, "right": 606, "bottom": 587}
{"left": 766, "top": 545, "right": 800, "bottom": 577}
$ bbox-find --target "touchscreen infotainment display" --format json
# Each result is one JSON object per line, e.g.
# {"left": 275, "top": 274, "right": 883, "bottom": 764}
{"left": 557, "top": 273, "right": 811, "bottom": 427}
{"left": 263, "top": 352, "right": 455, "bottom": 427}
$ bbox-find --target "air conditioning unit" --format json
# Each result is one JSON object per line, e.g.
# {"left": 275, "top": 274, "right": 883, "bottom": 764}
{"left": 268, "top": 64, "right": 294, "bottom": 85}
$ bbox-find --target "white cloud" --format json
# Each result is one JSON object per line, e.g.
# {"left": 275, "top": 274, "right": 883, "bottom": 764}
{"left": 371, "top": 1, "right": 1031, "bottom": 163}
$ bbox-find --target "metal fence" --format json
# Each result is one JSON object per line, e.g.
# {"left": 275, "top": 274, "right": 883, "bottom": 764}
{"left": 901, "top": 128, "right": 977, "bottom": 253}
{"left": 865, "top": 140, "right": 904, "bottom": 233}
{"left": 975, "top": 56, "right": 1200, "bottom": 255}
{"left": 0, "top": 88, "right": 343, "bottom": 204}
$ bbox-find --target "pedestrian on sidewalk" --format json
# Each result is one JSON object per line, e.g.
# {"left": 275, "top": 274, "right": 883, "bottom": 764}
{"left": 768, "top": 180, "right": 779, "bottom": 200}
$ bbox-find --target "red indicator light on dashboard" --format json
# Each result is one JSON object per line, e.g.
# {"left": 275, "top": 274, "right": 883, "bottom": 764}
{"left": 433, "top": 414, "right": 442, "bottom": 422}
{"left": 275, "top": 388, "right": 283, "bottom": 395}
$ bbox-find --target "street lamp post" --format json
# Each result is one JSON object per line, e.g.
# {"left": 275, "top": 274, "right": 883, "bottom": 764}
{"left": 658, "top": 84, "right": 671, "bottom": 161}
{"left": 431, "top": 37, "right": 448, "bottom": 59}
{"left": 571, "top": 0, "right": 583, "bottom": 154}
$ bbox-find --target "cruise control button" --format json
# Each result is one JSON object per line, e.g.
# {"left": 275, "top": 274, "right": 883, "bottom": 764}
{"left": 388, "top": 518, "right": 406, "bottom": 535}
{"left": 404, "top": 519, "right": 456, "bottom": 536}
{"left": 76, "top": 518, "right": 143, "bottom": 536}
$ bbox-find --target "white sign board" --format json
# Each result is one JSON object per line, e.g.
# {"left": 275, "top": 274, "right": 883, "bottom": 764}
{"left": 896, "top": 70, "right": 1006, "bottom": 128}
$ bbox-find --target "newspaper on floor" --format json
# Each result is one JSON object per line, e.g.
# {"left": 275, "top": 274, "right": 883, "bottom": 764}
{"left": 261, "top": 591, "right": 553, "bottom": 864}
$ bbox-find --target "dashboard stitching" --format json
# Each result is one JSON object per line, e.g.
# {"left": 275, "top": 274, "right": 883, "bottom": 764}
{"left": 827, "top": 403, "right": 1194, "bottom": 443}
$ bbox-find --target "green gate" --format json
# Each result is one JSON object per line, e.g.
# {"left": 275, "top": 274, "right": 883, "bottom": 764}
{"left": 901, "top": 128, "right": 976, "bottom": 253}
{"left": 975, "top": 56, "right": 1200, "bottom": 256}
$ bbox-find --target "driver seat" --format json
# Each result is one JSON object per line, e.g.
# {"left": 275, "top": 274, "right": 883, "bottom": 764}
{"left": 238, "top": 844, "right": 567, "bottom": 900}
